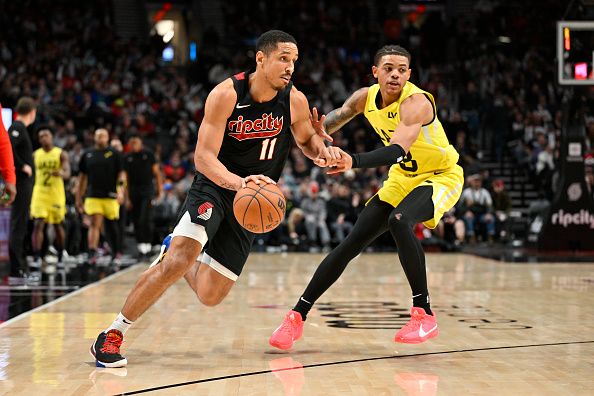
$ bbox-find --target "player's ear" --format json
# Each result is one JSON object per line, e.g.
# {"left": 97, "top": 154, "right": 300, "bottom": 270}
{"left": 256, "top": 50, "right": 265, "bottom": 66}
{"left": 372, "top": 65, "right": 378, "bottom": 79}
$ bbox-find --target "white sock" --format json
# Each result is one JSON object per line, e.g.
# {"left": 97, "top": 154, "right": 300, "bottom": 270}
{"left": 106, "top": 312, "right": 134, "bottom": 335}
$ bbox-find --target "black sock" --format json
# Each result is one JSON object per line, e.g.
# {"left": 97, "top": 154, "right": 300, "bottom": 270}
{"left": 293, "top": 297, "right": 313, "bottom": 320}
{"left": 57, "top": 249, "right": 63, "bottom": 262}
{"left": 388, "top": 186, "right": 435, "bottom": 317}
{"left": 33, "top": 250, "right": 41, "bottom": 261}
{"left": 88, "top": 249, "right": 97, "bottom": 258}
{"left": 412, "top": 292, "right": 432, "bottom": 315}
{"left": 292, "top": 196, "right": 393, "bottom": 322}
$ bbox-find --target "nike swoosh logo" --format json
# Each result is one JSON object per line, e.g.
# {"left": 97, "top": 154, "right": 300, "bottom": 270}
{"left": 236, "top": 103, "right": 250, "bottom": 109}
{"left": 434, "top": 171, "right": 445, "bottom": 175}
{"left": 122, "top": 319, "right": 132, "bottom": 324}
{"left": 367, "top": 108, "right": 376, "bottom": 112}
{"left": 419, "top": 324, "right": 437, "bottom": 338}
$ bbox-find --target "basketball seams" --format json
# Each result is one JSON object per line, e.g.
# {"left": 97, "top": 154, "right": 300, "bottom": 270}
{"left": 237, "top": 193, "right": 258, "bottom": 227}
{"left": 254, "top": 189, "right": 283, "bottom": 220}
{"left": 234, "top": 181, "right": 285, "bottom": 233}
{"left": 248, "top": 182, "right": 285, "bottom": 219}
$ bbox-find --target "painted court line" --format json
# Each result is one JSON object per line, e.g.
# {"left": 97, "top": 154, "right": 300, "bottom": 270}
{"left": 118, "top": 339, "right": 594, "bottom": 395}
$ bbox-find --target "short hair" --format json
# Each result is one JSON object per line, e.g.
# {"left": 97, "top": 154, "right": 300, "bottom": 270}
{"left": 374, "top": 45, "right": 411, "bottom": 66}
{"left": 15, "top": 97, "right": 36, "bottom": 115}
{"left": 36, "top": 125, "right": 53, "bottom": 135}
{"left": 256, "top": 30, "right": 297, "bottom": 55}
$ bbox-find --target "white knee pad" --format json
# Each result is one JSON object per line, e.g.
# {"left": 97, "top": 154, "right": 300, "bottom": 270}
{"left": 170, "top": 212, "right": 208, "bottom": 247}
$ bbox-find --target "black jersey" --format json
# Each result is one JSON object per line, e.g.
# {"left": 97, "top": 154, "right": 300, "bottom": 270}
{"left": 79, "top": 147, "right": 123, "bottom": 198}
{"left": 125, "top": 149, "right": 156, "bottom": 193}
{"left": 206, "top": 70, "right": 294, "bottom": 182}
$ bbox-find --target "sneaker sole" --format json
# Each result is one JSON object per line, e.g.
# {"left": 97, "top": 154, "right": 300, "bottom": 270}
{"left": 90, "top": 344, "right": 128, "bottom": 368}
{"left": 269, "top": 338, "right": 293, "bottom": 350}
{"left": 394, "top": 329, "right": 439, "bottom": 344}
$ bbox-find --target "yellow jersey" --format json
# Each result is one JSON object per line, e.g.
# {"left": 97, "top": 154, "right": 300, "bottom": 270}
{"left": 363, "top": 81, "right": 459, "bottom": 177}
{"left": 32, "top": 147, "right": 65, "bottom": 205}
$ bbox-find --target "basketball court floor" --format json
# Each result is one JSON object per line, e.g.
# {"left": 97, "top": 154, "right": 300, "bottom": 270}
{"left": 0, "top": 252, "right": 593, "bottom": 395}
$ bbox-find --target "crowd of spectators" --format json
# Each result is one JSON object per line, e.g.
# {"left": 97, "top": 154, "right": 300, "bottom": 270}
{"left": 1, "top": 0, "right": 593, "bottom": 256}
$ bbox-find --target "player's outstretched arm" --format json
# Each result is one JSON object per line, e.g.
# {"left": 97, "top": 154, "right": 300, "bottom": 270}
{"left": 290, "top": 87, "right": 339, "bottom": 167}
{"left": 320, "top": 87, "right": 368, "bottom": 135}
{"left": 328, "top": 94, "right": 433, "bottom": 174}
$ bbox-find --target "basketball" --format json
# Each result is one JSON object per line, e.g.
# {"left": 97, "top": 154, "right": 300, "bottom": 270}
{"left": 233, "top": 181, "right": 286, "bottom": 233}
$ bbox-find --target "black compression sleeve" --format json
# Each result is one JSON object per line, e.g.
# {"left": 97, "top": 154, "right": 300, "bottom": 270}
{"left": 351, "top": 144, "right": 406, "bottom": 169}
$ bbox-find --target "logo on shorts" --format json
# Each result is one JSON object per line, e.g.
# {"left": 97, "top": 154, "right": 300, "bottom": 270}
{"left": 197, "top": 202, "right": 214, "bottom": 221}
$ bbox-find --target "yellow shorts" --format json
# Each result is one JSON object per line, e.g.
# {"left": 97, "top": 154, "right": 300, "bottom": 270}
{"left": 84, "top": 198, "right": 120, "bottom": 220}
{"left": 374, "top": 164, "right": 464, "bottom": 229}
{"left": 30, "top": 201, "right": 66, "bottom": 224}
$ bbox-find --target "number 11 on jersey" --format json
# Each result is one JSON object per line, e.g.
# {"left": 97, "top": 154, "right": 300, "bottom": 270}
{"left": 259, "top": 138, "right": 277, "bottom": 160}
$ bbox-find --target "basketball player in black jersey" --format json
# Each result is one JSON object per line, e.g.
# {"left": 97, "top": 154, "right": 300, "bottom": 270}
{"left": 90, "top": 30, "right": 342, "bottom": 367}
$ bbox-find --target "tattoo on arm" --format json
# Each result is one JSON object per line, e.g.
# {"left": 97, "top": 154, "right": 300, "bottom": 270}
{"left": 323, "top": 91, "right": 362, "bottom": 133}
{"left": 219, "top": 179, "right": 239, "bottom": 191}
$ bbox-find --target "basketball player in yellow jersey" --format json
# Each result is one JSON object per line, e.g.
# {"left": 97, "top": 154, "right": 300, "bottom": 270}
{"left": 270, "top": 45, "right": 464, "bottom": 350}
{"left": 30, "top": 127, "right": 70, "bottom": 269}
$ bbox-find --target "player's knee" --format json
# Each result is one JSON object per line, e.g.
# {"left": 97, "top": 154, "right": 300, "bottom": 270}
{"left": 196, "top": 288, "right": 225, "bottom": 307}
{"left": 388, "top": 210, "right": 413, "bottom": 231}
{"left": 158, "top": 249, "right": 195, "bottom": 282}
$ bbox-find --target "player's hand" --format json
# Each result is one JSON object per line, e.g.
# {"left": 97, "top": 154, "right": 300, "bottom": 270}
{"left": 51, "top": 169, "right": 62, "bottom": 177}
{"left": 327, "top": 151, "right": 353, "bottom": 175}
{"left": 314, "top": 146, "right": 343, "bottom": 167}
{"left": 310, "top": 107, "right": 333, "bottom": 143}
{"left": 116, "top": 190, "right": 125, "bottom": 205}
{"left": 125, "top": 199, "right": 133, "bottom": 210}
{"left": 2, "top": 182, "right": 16, "bottom": 206}
{"left": 242, "top": 174, "right": 276, "bottom": 188}
{"left": 22, "top": 164, "right": 33, "bottom": 177}
{"left": 75, "top": 199, "right": 84, "bottom": 214}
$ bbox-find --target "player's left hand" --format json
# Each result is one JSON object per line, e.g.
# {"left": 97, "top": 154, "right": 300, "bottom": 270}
{"left": 310, "top": 107, "right": 333, "bottom": 143}
{"left": 326, "top": 151, "right": 353, "bottom": 174}
{"left": 314, "top": 146, "right": 343, "bottom": 167}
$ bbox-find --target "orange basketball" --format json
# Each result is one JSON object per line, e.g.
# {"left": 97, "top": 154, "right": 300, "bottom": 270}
{"left": 233, "top": 181, "right": 286, "bottom": 233}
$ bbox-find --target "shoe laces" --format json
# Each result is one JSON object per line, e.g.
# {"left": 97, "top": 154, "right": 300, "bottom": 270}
{"left": 279, "top": 313, "right": 298, "bottom": 335}
{"left": 402, "top": 311, "right": 423, "bottom": 332}
{"left": 101, "top": 331, "right": 123, "bottom": 354}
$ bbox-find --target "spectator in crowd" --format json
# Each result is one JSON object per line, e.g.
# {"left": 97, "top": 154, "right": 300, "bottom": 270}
{"left": 152, "top": 181, "right": 180, "bottom": 243}
{"left": 326, "top": 183, "right": 354, "bottom": 244}
{"left": 286, "top": 208, "right": 308, "bottom": 250}
{"left": 300, "top": 182, "right": 331, "bottom": 251}
{"left": 163, "top": 150, "right": 187, "bottom": 182}
{"left": 491, "top": 179, "right": 512, "bottom": 241}
{"left": 8, "top": 97, "right": 37, "bottom": 279}
{"left": 460, "top": 174, "right": 495, "bottom": 243}
{"left": 435, "top": 207, "right": 465, "bottom": 248}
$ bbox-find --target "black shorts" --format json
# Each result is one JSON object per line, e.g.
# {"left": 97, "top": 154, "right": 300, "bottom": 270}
{"left": 179, "top": 174, "right": 255, "bottom": 278}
